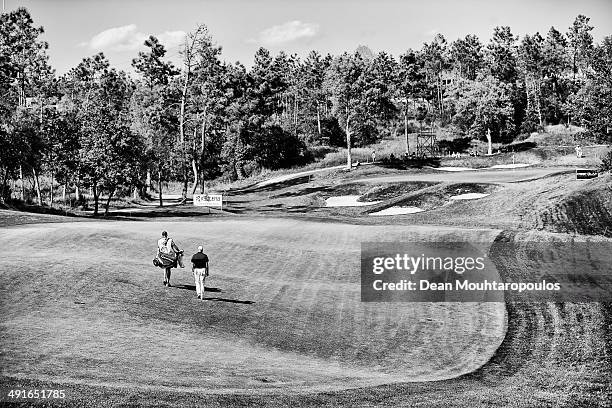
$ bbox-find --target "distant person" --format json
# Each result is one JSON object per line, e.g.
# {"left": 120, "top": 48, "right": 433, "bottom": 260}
{"left": 575, "top": 145, "right": 583, "bottom": 158}
{"left": 191, "top": 246, "right": 209, "bottom": 300}
{"left": 157, "top": 231, "right": 183, "bottom": 287}
{"left": 371, "top": 150, "right": 376, "bottom": 163}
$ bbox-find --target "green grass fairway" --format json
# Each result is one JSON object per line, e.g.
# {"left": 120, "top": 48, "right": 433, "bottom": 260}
{"left": 0, "top": 219, "right": 505, "bottom": 395}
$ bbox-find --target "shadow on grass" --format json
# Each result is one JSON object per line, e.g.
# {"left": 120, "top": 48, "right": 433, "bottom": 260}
{"left": 175, "top": 284, "right": 222, "bottom": 293}
{"left": 229, "top": 175, "right": 312, "bottom": 194}
{"left": 274, "top": 185, "right": 335, "bottom": 198}
{"left": 203, "top": 297, "right": 255, "bottom": 305}
{"left": 439, "top": 137, "right": 472, "bottom": 153}
{"left": 175, "top": 284, "right": 254, "bottom": 304}
{"left": 0, "top": 200, "right": 80, "bottom": 217}
{"left": 500, "top": 141, "right": 537, "bottom": 153}
{"left": 380, "top": 156, "right": 441, "bottom": 169}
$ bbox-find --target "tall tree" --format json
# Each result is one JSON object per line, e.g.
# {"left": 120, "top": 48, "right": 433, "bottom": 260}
{"left": 397, "top": 50, "right": 426, "bottom": 152}
{"left": 177, "top": 24, "right": 220, "bottom": 200}
{"left": 519, "top": 32, "right": 545, "bottom": 128}
{"left": 421, "top": 34, "right": 449, "bottom": 116}
{"left": 298, "top": 50, "right": 327, "bottom": 143}
{"left": 188, "top": 34, "right": 227, "bottom": 193}
{"left": 486, "top": 26, "right": 518, "bottom": 84}
{"left": 542, "top": 27, "right": 570, "bottom": 123}
{"left": 0, "top": 7, "right": 53, "bottom": 201}
{"left": 324, "top": 52, "right": 367, "bottom": 169}
{"left": 566, "top": 36, "right": 612, "bottom": 140}
{"left": 451, "top": 75, "right": 515, "bottom": 151}
{"left": 362, "top": 51, "right": 398, "bottom": 142}
{"left": 0, "top": 7, "right": 51, "bottom": 108}
{"left": 131, "top": 36, "right": 180, "bottom": 204}
{"left": 567, "top": 15, "right": 594, "bottom": 80}
{"left": 449, "top": 34, "right": 484, "bottom": 81}
{"left": 78, "top": 66, "right": 142, "bottom": 215}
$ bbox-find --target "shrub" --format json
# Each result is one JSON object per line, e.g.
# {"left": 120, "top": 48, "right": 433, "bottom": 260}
{"left": 600, "top": 148, "right": 612, "bottom": 173}
{"left": 321, "top": 117, "right": 346, "bottom": 147}
{"left": 251, "top": 125, "right": 313, "bottom": 170}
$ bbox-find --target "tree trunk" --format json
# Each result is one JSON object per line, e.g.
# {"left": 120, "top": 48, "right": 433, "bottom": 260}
{"left": 178, "top": 61, "right": 190, "bottom": 202}
{"left": 199, "top": 119, "right": 206, "bottom": 194}
{"left": 19, "top": 165, "right": 24, "bottom": 200}
{"left": 181, "top": 166, "right": 188, "bottom": 203}
{"left": 92, "top": 183, "right": 99, "bottom": 216}
{"left": 404, "top": 108, "right": 409, "bottom": 154}
{"left": 525, "top": 75, "right": 531, "bottom": 112}
{"left": 179, "top": 74, "right": 189, "bottom": 145}
{"left": 316, "top": 103, "right": 322, "bottom": 137}
{"left": 104, "top": 188, "right": 115, "bottom": 217}
{"left": 437, "top": 76, "right": 443, "bottom": 115}
{"left": 50, "top": 171, "right": 54, "bottom": 207}
{"left": 345, "top": 112, "right": 352, "bottom": 170}
{"left": 190, "top": 158, "right": 198, "bottom": 196}
{"left": 486, "top": 128, "right": 492, "bottom": 155}
{"left": 235, "top": 161, "right": 245, "bottom": 179}
{"left": 294, "top": 96, "right": 298, "bottom": 135}
{"left": 32, "top": 168, "right": 42, "bottom": 206}
{"left": 536, "top": 80, "right": 543, "bottom": 127}
{"left": 62, "top": 183, "right": 67, "bottom": 202}
{"left": 158, "top": 166, "right": 163, "bottom": 207}
{"left": 146, "top": 169, "right": 151, "bottom": 194}
{"left": 200, "top": 114, "right": 206, "bottom": 154}
{"left": 0, "top": 167, "right": 9, "bottom": 202}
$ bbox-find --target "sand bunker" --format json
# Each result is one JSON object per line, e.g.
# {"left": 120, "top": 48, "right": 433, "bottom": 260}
{"left": 450, "top": 193, "right": 490, "bottom": 200}
{"left": 370, "top": 207, "right": 424, "bottom": 216}
{"left": 325, "top": 195, "right": 381, "bottom": 207}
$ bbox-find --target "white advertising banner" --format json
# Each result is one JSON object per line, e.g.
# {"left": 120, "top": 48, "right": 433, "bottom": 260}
{"left": 193, "top": 194, "right": 223, "bottom": 207}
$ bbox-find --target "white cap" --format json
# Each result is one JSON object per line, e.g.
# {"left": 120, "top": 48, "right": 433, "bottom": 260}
{"left": 198, "top": 246, "right": 203, "bottom": 252}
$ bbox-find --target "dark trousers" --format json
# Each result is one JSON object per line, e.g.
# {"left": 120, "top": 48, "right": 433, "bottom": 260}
{"left": 164, "top": 268, "right": 172, "bottom": 283}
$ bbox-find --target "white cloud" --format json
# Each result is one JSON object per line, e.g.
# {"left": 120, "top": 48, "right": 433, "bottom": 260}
{"left": 156, "top": 30, "right": 186, "bottom": 49}
{"left": 82, "top": 24, "right": 185, "bottom": 52}
{"left": 250, "top": 20, "right": 319, "bottom": 46}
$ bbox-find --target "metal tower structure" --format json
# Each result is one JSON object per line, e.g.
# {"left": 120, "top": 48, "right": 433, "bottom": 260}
{"left": 416, "top": 124, "right": 439, "bottom": 158}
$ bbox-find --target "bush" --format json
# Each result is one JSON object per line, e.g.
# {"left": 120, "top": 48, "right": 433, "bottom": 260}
{"left": 251, "top": 125, "right": 313, "bottom": 170}
{"left": 573, "top": 130, "right": 602, "bottom": 145}
{"left": 308, "top": 145, "right": 338, "bottom": 160}
{"left": 600, "top": 148, "right": 612, "bottom": 173}
{"left": 321, "top": 117, "right": 346, "bottom": 147}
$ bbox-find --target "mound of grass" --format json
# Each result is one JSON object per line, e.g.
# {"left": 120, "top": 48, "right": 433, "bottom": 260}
{"left": 359, "top": 182, "right": 435, "bottom": 202}
{"left": 364, "top": 183, "right": 498, "bottom": 213}
{"left": 529, "top": 174, "right": 612, "bottom": 236}
{"left": 439, "top": 151, "right": 542, "bottom": 168}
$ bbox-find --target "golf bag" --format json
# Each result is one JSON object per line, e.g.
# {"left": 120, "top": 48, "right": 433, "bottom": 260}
{"left": 153, "top": 250, "right": 184, "bottom": 269}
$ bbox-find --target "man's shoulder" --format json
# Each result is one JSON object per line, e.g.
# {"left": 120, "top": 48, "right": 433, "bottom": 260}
{"left": 191, "top": 252, "right": 208, "bottom": 260}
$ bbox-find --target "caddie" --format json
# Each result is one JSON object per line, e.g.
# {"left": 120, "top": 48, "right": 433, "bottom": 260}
{"left": 157, "top": 231, "right": 183, "bottom": 287}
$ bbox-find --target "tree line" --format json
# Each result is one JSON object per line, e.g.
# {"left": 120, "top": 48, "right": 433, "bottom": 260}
{"left": 1, "top": 7, "right": 611, "bottom": 214}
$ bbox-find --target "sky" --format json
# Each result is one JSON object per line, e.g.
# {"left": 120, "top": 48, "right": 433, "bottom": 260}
{"left": 7, "top": 0, "right": 612, "bottom": 74}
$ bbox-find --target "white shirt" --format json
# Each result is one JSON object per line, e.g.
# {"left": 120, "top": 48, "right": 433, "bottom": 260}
{"left": 157, "top": 237, "right": 176, "bottom": 254}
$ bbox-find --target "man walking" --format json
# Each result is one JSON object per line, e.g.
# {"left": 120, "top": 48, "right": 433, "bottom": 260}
{"left": 158, "top": 231, "right": 182, "bottom": 287}
{"left": 191, "top": 246, "right": 209, "bottom": 300}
